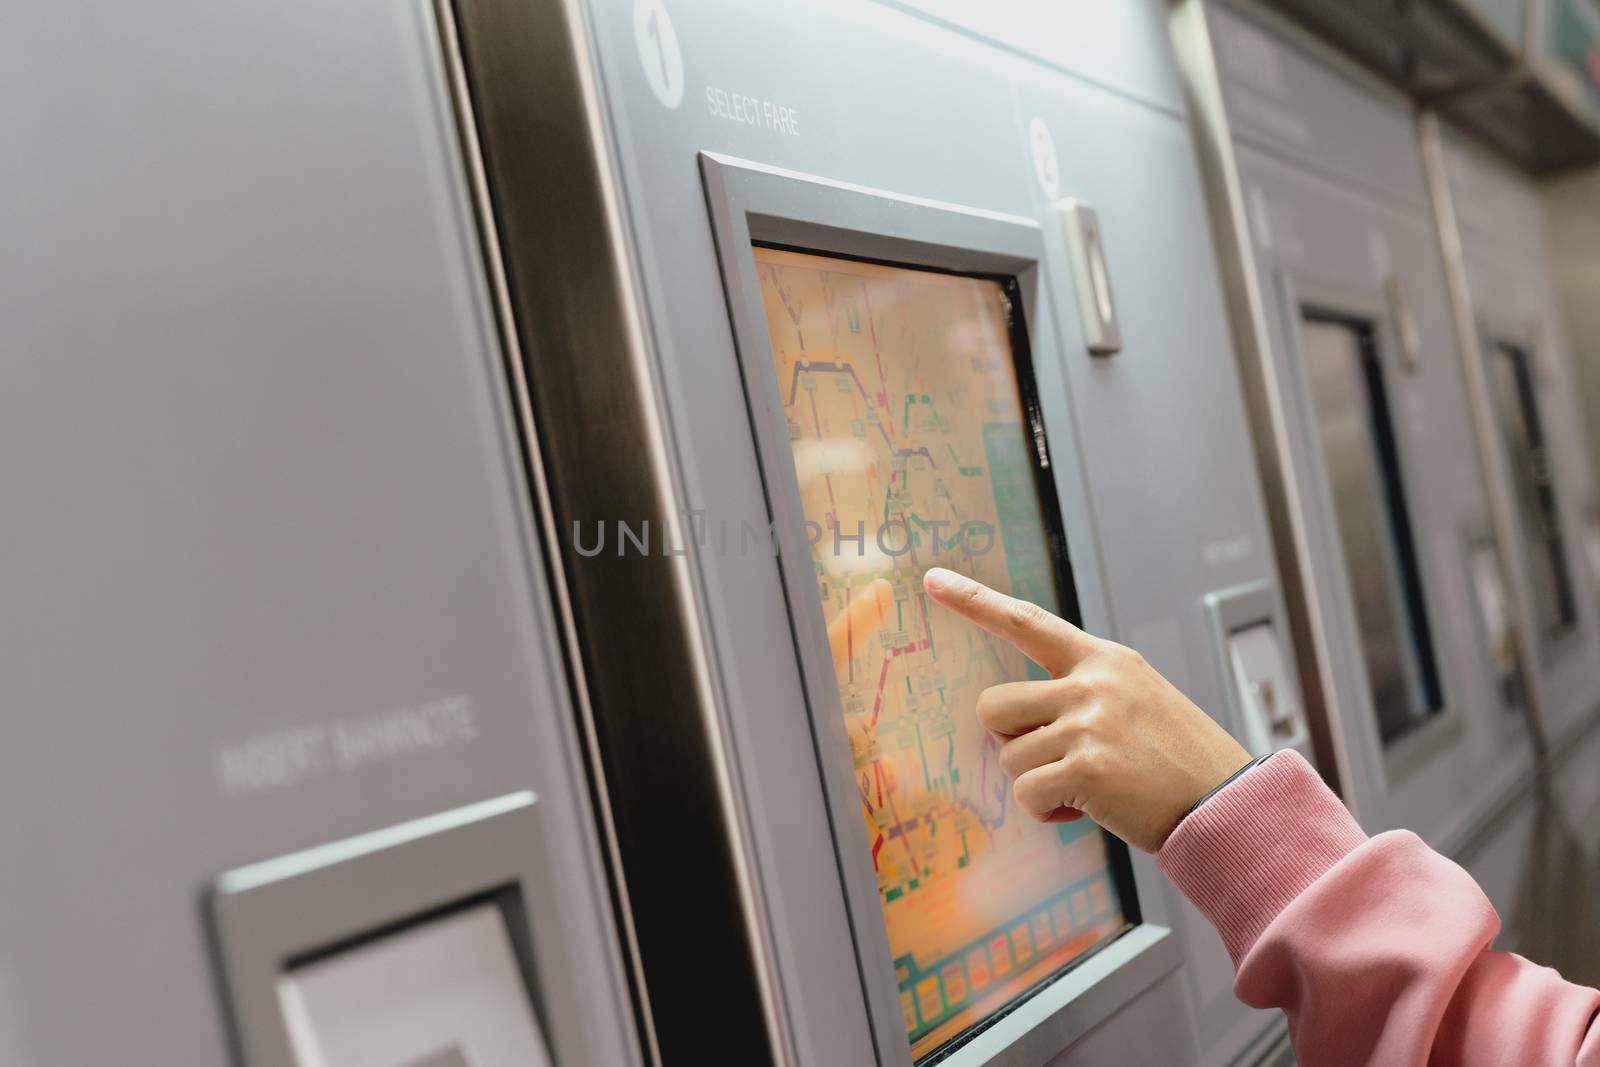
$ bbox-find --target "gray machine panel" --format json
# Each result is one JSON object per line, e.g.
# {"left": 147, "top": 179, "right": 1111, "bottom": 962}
{"left": 1439, "top": 130, "right": 1600, "bottom": 752}
{"left": 1009, "top": 63, "right": 1298, "bottom": 1062}
{"left": 1205, "top": 2, "right": 1433, "bottom": 213}
{"left": 1204, "top": 1, "right": 1539, "bottom": 866}
{"left": 525, "top": 1, "right": 1300, "bottom": 1063}
{"left": 879, "top": 0, "right": 1188, "bottom": 115}
{"left": 0, "top": 3, "right": 640, "bottom": 1065}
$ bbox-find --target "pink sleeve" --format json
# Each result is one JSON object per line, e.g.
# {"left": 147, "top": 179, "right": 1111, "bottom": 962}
{"left": 1157, "top": 750, "right": 1600, "bottom": 1066}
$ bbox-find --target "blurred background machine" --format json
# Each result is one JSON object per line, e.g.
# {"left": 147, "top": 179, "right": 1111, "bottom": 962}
{"left": 2, "top": 1, "right": 1598, "bottom": 1066}
{"left": 1173, "top": 0, "right": 1600, "bottom": 983}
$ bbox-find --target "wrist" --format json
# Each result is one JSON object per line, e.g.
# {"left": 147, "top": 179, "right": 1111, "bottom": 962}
{"left": 1189, "top": 752, "right": 1275, "bottom": 815}
{"left": 1157, "top": 750, "right": 1366, "bottom": 964}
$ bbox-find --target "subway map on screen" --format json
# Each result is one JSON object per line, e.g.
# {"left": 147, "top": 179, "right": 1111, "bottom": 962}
{"left": 751, "top": 246, "right": 1126, "bottom": 1058}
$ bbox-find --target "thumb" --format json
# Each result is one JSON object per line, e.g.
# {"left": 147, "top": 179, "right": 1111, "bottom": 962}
{"left": 922, "top": 567, "right": 1095, "bottom": 677}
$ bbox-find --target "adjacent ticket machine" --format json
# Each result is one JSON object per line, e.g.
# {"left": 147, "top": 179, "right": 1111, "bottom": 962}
{"left": 1428, "top": 126, "right": 1600, "bottom": 837}
{"left": 1175, "top": 0, "right": 1541, "bottom": 903}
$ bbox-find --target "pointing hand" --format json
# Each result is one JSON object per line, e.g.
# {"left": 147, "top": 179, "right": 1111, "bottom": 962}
{"left": 923, "top": 567, "right": 1251, "bottom": 852}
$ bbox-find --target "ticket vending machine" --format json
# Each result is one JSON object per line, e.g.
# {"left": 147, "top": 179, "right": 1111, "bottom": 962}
{"left": 1173, "top": 0, "right": 1541, "bottom": 906}
{"left": 0, "top": 4, "right": 643, "bottom": 1066}
{"left": 446, "top": 0, "right": 1305, "bottom": 1063}
{"left": 1427, "top": 126, "right": 1600, "bottom": 839}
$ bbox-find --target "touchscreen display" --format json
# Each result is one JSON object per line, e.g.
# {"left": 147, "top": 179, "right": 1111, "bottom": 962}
{"left": 751, "top": 246, "right": 1126, "bottom": 1058}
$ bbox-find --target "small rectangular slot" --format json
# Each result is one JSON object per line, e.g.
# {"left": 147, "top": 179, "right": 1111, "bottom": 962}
{"left": 278, "top": 903, "right": 551, "bottom": 1067}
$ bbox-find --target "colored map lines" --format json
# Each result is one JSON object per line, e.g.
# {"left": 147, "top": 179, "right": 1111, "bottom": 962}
{"left": 899, "top": 871, "right": 1121, "bottom": 1057}
{"left": 752, "top": 246, "right": 1125, "bottom": 1054}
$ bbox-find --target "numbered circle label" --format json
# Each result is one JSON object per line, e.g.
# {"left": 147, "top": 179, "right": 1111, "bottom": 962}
{"left": 634, "top": 0, "right": 684, "bottom": 110}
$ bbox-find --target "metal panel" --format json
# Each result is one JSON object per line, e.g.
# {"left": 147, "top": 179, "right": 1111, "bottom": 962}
{"left": 441, "top": 0, "right": 789, "bottom": 1062}
{"left": 1205, "top": 2, "right": 1434, "bottom": 211}
{"left": 880, "top": 0, "right": 1189, "bottom": 115}
{"left": 0, "top": 2, "right": 642, "bottom": 1065}
{"left": 1432, "top": 125, "right": 1600, "bottom": 753}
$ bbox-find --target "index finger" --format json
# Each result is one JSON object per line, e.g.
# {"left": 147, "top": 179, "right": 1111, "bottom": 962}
{"left": 922, "top": 567, "right": 1096, "bottom": 677}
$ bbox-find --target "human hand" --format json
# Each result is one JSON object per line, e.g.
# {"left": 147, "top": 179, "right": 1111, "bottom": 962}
{"left": 923, "top": 567, "right": 1252, "bottom": 852}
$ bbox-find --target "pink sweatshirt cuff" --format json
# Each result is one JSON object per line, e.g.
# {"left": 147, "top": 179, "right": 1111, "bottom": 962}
{"left": 1157, "top": 750, "right": 1366, "bottom": 964}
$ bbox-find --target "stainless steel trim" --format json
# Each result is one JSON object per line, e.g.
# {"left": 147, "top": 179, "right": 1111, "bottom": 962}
{"left": 1170, "top": 0, "right": 1358, "bottom": 807}
{"left": 1417, "top": 109, "right": 1552, "bottom": 756}
{"left": 436, "top": 0, "right": 790, "bottom": 1062}
{"left": 427, "top": 3, "right": 660, "bottom": 1062}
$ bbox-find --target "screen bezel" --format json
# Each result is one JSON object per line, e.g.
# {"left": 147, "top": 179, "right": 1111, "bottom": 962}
{"left": 1268, "top": 269, "right": 1466, "bottom": 792}
{"left": 1297, "top": 307, "right": 1444, "bottom": 743}
{"left": 749, "top": 239, "right": 1136, "bottom": 1057}
{"left": 701, "top": 153, "right": 1178, "bottom": 1067}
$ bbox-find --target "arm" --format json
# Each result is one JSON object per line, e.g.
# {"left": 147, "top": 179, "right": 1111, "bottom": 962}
{"left": 920, "top": 567, "right": 1600, "bottom": 1067}
{"left": 1160, "top": 751, "right": 1600, "bottom": 1067}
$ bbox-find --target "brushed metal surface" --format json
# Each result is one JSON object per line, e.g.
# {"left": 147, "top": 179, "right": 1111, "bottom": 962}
{"left": 441, "top": 0, "right": 786, "bottom": 1062}
{"left": 1170, "top": 0, "right": 1354, "bottom": 800}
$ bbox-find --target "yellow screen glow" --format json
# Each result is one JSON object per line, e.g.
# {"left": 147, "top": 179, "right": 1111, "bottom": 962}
{"left": 752, "top": 246, "right": 1126, "bottom": 1058}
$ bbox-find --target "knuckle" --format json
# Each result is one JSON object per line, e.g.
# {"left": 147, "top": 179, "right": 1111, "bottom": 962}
{"left": 975, "top": 687, "right": 999, "bottom": 730}
{"left": 1065, "top": 747, "right": 1098, "bottom": 785}
{"left": 1118, "top": 644, "right": 1149, "bottom": 671}
{"left": 1067, "top": 671, "right": 1113, "bottom": 709}
{"left": 1053, "top": 674, "right": 1091, "bottom": 704}
{"left": 1044, "top": 712, "right": 1080, "bottom": 747}
{"left": 1013, "top": 775, "right": 1051, "bottom": 820}
{"left": 1070, "top": 741, "right": 1112, "bottom": 790}
{"left": 997, "top": 741, "right": 1021, "bottom": 779}
{"left": 1006, "top": 598, "right": 1047, "bottom": 633}
{"left": 957, "top": 580, "right": 986, "bottom": 611}
{"left": 1074, "top": 701, "right": 1109, "bottom": 739}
